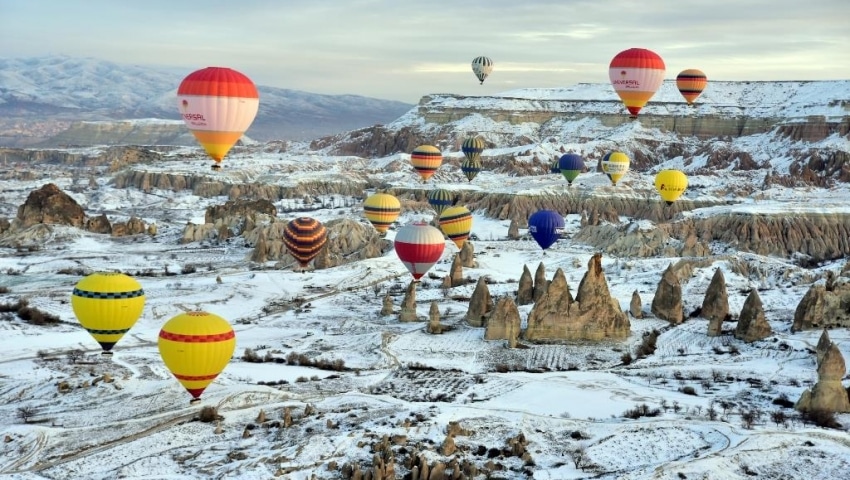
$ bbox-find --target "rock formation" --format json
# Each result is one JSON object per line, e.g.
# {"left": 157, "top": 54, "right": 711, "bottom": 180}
{"left": 380, "top": 294, "right": 393, "bottom": 316}
{"left": 15, "top": 183, "right": 85, "bottom": 229}
{"left": 447, "top": 254, "right": 464, "bottom": 287}
{"left": 533, "top": 262, "right": 547, "bottom": 302}
{"left": 205, "top": 198, "right": 276, "bottom": 232}
{"left": 796, "top": 342, "right": 850, "bottom": 414}
{"left": 734, "top": 289, "right": 772, "bottom": 342}
{"left": 651, "top": 264, "right": 684, "bottom": 324}
{"left": 516, "top": 265, "right": 534, "bottom": 305}
{"left": 792, "top": 282, "right": 850, "bottom": 331}
{"left": 507, "top": 219, "right": 520, "bottom": 239}
{"left": 85, "top": 213, "right": 112, "bottom": 234}
{"left": 398, "top": 281, "right": 418, "bottom": 322}
{"left": 465, "top": 277, "right": 493, "bottom": 327}
{"left": 524, "top": 255, "right": 629, "bottom": 341}
{"left": 629, "top": 290, "right": 642, "bottom": 319}
{"left": 702, "top": 268, "right": 729, "bottom": 325}
{"left": 111, "top": 216, "right": 146, "bottom": 236}
{"left": 816, "top": 328, "right": 831, "bottom": 365}
{"left": 427, "top": 301, "right": 443, "bottom": 334}
{"left": 459, "top": 241, "right": 476, "bottom": 268}
{"left": 485, "top": 296, "right": 521, "bottom": 347}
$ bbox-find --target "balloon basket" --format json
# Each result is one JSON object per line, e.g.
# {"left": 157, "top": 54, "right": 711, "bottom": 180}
{"left": 189, "top": 398, "right": 202, "bottom": 405}
{"left": 101, "top": 351, "right": 114, "bottom": 356}
{"left": 211, "top": 164, "right": 222, "bottom": 171}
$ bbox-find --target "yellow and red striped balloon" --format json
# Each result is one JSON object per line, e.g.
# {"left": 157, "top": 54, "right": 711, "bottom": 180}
{"left": 177, "top": 67, "right": 259, "bottom": 168}
{"left": 158, "top": 311, "right": 236, "bottom": 402}
{"left": 676, "top": 69, "right": 708, "bottom": 106}
{"left": 410, "top": 145, "right": 442, "bottom": 182}
{"left": 608, "top": 48, "right": 666, "bottom": 117}
{"left": 439, "top": 206, "right": 473, "bottom": 249}
{"left": 363, "top": 193, "right": 401, "bottom": 234}
{"left": 283, "top": 217, "right": 328, "bottom": 270}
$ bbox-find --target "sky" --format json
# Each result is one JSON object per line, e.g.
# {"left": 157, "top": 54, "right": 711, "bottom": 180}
{"left": 1, "top": 0, "right": 849, "bottom": 103}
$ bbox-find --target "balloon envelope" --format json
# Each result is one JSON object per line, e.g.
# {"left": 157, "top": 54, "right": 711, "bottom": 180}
{"left": 609, "top": 48, "right": 665, "bottom": 117}
{"left": 283, "top": 217, "right": 328, "bottom": 268}
{"left": 461, "top": 158, "right": 482, "bottom": 182}
{"left": 676, "top": 69, "right": 708, "bottom": 105}
{"left": 558, "top": 154, "right": 585, "bottom": 185}
{"left": 71, "top": 272, "right": 145, "bottom": 353}
{"left": 471, "top": 56, "right": 493, "bottom": 84}
{"left": 439, "top": 206, "right": 473, "bottom": 249}
{"left": 528, "top": 210, "right": 565, "bottom": 250}
{"left": 461, "top": 137, "right": 485, "bottom": 161}
{"left": 410, "top": 145, "right": 442, "bottom": 182}
{"left": 601, "top": 152, "right": 630, "bottom": 185}
{"left": 177, "top": 67, "right": 259, "bottom": 166}
{"left": 427, "top": 189, "right": 454, "bottom": 216}
{"left": 654, "top": 170, "right": 689, "bottom": 204}
{"left": 158, "top": 311, "right": 235, "bottom": 401}
{"left": 363, "top": 193, "right": 401, "bottom": 234}
{"left": 394, "top": 224, "right": 445, "bottom": 280}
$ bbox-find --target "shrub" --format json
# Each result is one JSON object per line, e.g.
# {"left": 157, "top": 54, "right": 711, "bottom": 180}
{"left": 771, "top": 393, "right": 795, "bottom": 409}
{"left": 242, "top": 348, "right": 262, "bottom": 363}
{"left": 181, "top": 264, "right": 198, "bottom": 274}
{"left": 635, "top": 329, "right": 660, "bottom": 358}
{"left": 0, "top": 286, "right": 10, "bottom": 294}
{"left": 198, "top": 406, "right": 219, "bottom": 423}
{"left": 622, "top": 403, "right": 661, "bottom": 419}
{"left": 620, "top": 352, "right": 633, "bottom": 365}
{"left": 802, "top": 409, "right": 842, "bottom": 429}
{"left": 295, "top": 376, "right": 309, "bottom": 383}
{"left": 679, "top": 386, "right": 697, "bottom": 396}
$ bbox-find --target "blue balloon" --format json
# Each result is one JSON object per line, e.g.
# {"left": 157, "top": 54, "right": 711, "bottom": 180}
{"left": 528, "top": 210, "right": 565, "bottom": 250}
{"left": 558, "top": 154, "right": 585, "bottom": 184}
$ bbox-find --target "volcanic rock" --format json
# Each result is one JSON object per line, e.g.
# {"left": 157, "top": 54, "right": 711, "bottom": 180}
{"left": 427, "top": 301, "right": 443, "bottom": 334}
{"left": 16, "top": 183, "right": 85, "bottom": 229}
{"left": 380, "top": 294, "right": 393, "bottom": 316}
{"left": 205, "top": 198, "right": 276, "bottom": 234}
{"left": 630, "top": 290, "right": 642, "bottom": 319}
{"left": 516, "top": 265, "right": 534, "bottom": 305}
{"left": 399, "top": 281, "right": 419, "bottom": 322}
{"left": 533, "top": 262, "right": 547, "bottom": 302}
{"left": 111, "top": 216, "right": 146, "bottom": 236}
{"left": 651, "top": 264, "right": 684, "bottom": 324}
{"left": 507, "top": 219, "right": 520, "bottom": 240}
{"left": 792, "top": 282, "right": 850, "bottom": 331}
{"left": 816, "top": 328, "right": 831, "bottom": 364}
{"left": 702, "top": 268, "right": 729, "bottom": 326}
{"left": 459, "top": 241, "right": 476, "bottom": 268}
{"left": 734, "top": 289, "right": 772, "bottom": 342}
{"left": 85, "top": 213, "right": 111, "bottom": 234}
{"left": 796, "top": 342, "right": 850, "bottom": 413}
{"left": 485, "top": 296, "right": 521, "bottom": 346}
{"left": 465, "top": 277, "right": 493, "bottom": 327}
{"left": 448, "top": 254, "right": 464, "bottom": 287}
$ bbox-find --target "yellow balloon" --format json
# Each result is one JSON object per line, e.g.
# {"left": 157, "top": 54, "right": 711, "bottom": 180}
{"left": 363, "top": 193, "right": 401, "bottom": 234}
{"left": 654, "top": 170, "right": 688, "bottom": 205}
{"left": 71, "top": 272, "right": 145, "bottom": 353}
{"left": 158, "top": 311, "right": 236, "bottom": 402}
{"left": 601, "top": 151, "right": 630, "bottom": 186}
{"left": 439, "top": 205, "right": 473, "bottom": 249}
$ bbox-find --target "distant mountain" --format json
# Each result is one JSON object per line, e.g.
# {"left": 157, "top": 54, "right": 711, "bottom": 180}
{"left": 0, "top": 56, "right": 413, "bottom": 145}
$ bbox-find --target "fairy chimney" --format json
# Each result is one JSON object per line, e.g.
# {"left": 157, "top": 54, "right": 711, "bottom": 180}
{"left": 734, "top": 289, "right": 772, "bottom": 342}
{"left": 702, "top": 268, "right": 729, "bottom": 324}
{"left": 630, "top": 290, "right": 642, "bottom": 319}
{"left": 465, "top": 276, "right": 493, "bottom": 327}
{"left": 427, "top": 301, "right": 443, "bottom": 334}
{"left": 516, "top": 265, "right": 534, "bottom": 305}
{"left": 398, "top": 281, "right": 419, "bottom": 322}
{"left": 448, "top": 254, "right": 464, "bottom": 287}
{"left": 380, "top": 294, "right": 394, "bottom": 316}
{"left": 507, "top": 219, "right": 520, "bottom": 240}
{"left": 485, "top": 296, "right": 521, "bottom": 346}
{"left": 651, "top": 264, "right": 683, "bottom": 324}
{"left": 533, "top": 262, "right": 548, "bottom": 302}
{"left": 796, "top": 342, "right": 850, "bottom": 413}
{"left": 816, "top": 328, "right": 831, "bottom": 364}
{"left": 459, "top": 241, "right": 476, "bottom": 268}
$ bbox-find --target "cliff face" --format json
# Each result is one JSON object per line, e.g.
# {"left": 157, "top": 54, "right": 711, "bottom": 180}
{"left": 38, "top": 121, "right": 197, "bottom": 148}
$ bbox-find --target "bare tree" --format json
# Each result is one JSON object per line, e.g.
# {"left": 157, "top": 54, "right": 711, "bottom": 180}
{"left": 17, "top": 406, "right": 36, "bottom": 424}
{"left": 569, "top": 442, "right": 587, "bottom": 470}
{"left": 66, "top": 349, "right": 84, "bottom": 364}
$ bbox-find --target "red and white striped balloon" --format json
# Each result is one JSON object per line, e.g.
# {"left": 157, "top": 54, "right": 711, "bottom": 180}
{"left": 394, "top": 223, "right": 445, "bottom": 280}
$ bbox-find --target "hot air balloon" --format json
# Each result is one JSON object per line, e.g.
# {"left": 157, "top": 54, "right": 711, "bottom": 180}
{"left": 394, "top": 223, "right": 446, "bottom": 280}
{"left": 427, "top": 189, "right": 455, "bottom": 216}
{"left": 283, "top": 217, "right": 328, "bottom": 271}
{"left": 439, "top": 206, "right": 473, "bottom": 249}
{"left": 528, "top": 210, "right": 565, "bottom": 251}
{"left": 471, "top": 56, "right": 493, "bottom": 85}
{"left": 410, "top": 145, "right": 443, "bottom": 182}
{"left": 363, "top": 193, "right": 401, "bottom": 235}
{"left": 676, "top": 69, "right": 707, "bottom": 106}
{"left": 654, "top": 169, "right": 688, "bottom": 205}
{"left": 71, "top": 272, "right": 145, "bottom": 355}
{"left": 550, "top": 157, "right": 561, "bottom": 174}
{"left": 601, "top": 151, "right": 630, "bottom": 186}
{"left": 462, "top": 137, "right": 485, "bottom": 161}
{"left": 158, "top": 311, "right": 235, "bottom": 403}
{"left": 558, "top": 154, "right": 585, "bottom": 185}
{"left": 461, "top": 158, "right": 482, "bottom": 182}
{"left": 608, "top": 48, "right": 665, "bottom": 117}
{"left": 177, "top": 67, "right": 259, "bottom": 169}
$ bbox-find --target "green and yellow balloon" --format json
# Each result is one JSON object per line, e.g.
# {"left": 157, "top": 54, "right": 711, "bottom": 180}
{"left": 71, "top": 272, "right": 145, "bottom": 354}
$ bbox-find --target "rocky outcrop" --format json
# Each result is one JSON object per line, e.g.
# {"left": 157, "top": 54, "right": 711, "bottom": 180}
{"left": 465, "top": 277, "right": 493, "bottom": 327}
{"left": 447, "top": 254, "right": 464, "bottom": 287}
{"left": 734, "top": 289, "right": 772, "bottom": 342}
{"left": 427, "top": 301, "right": 443, "bottom": 334}
{"left": 205, "top": 199, "right": 276, "bottom": 234}
{"left": 533, "top": 262, "right": 547, "bottom": 302}
{"left": 485, "top": 296, "right": 521, "bottom": 347}
{"left": 516, "top": 265, "right": 534, "bottom": 305}
{"left": 796, "top": 342, "right": 850, "bottom": 414}
{"left": 702, "top": 268, "right": 730, "bottom": 326}
{"left": 85, "top": 213, "right": 111, "bottom": 234}
{"left": 651, "top": 264, "right": 684, "bottom": 324}
{"left": 459, "top": 241, "right": 476, "bottom": 268}
{"left": 816, "top": 328, "right": 831, "bottom": 364}
{"left": 630, "top": 290, "right": 642, "bottom": 319}
{"left": 524, "top": 255, "right": 629, "bottom": 341}
{"left": 792, "top": 283, "right": 850, "bottom": 331}
{"left": 380, "top": 294, "right": 393, "bottom": 316}
{"left": 15, "top": 183, "right": 85, "bottom": 229}
{"left": 507, "top": 219, "right": 520, "bottom": 239}
{"left": 398, "top": 281, "right": 418, "bottom": 322}
{"left": 313, "top": 218, "right": 389, "bottom": 270}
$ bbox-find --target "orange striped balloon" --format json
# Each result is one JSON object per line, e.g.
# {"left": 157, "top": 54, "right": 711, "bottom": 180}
{"left": 283, "top": 217, "right": 328, "bottom": 270}
{"left": 439, "top": 206, "right": 473, "bottom": 249}
{"left": 676, "top": 69, "right": 708, "bottom": 105}
{"left": 177, "top": 67, "right": 259, "bottom": 167}
{"left": 608, "top": 48, "right": 665, "bottom": 117}
{"left": 158, "top": 311, "right": 236, "bottom": 402}
{"left": 410, "top": 145, "right": 442, "bottom": 182}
